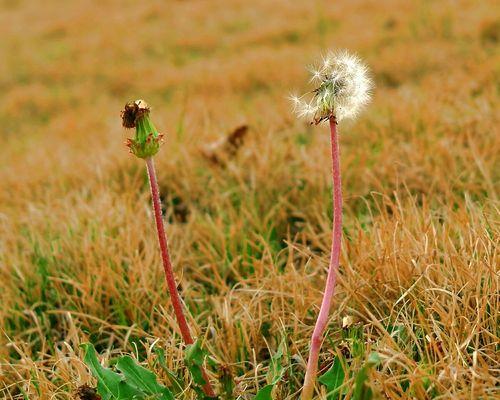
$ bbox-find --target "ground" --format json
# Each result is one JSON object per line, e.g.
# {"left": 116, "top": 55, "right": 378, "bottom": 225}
{"left": 0, "top": 0, "right": 498, "bottom": 399}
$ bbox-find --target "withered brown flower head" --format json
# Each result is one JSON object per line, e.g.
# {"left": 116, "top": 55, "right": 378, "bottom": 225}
{"left": 121, "top": 99, "right": 163, "bottom": 158}
{"left": 121, "top": 99, "right": 150, "bottom": 128}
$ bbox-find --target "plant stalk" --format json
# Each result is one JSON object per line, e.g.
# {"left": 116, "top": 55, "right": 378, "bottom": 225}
{"left": 145, "top": 157, "right": 216, "bottom": 398}
{"left": 302, "top": 117, "right": 343, "bottom": 400}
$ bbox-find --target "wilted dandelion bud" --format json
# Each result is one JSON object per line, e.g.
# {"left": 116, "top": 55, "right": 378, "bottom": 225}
{"left": 292, "top": 50, "right": 373, "bottom": 124}
{"left": 121, "top": 99, "right": 164, "bottom": 158}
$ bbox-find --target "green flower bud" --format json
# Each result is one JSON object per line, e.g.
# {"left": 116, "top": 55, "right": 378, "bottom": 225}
{"left": 121, "top": 99, "right": 164, "bottom": 159}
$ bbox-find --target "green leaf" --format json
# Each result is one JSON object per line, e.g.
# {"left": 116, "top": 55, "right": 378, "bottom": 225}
{"left": 352, "top": 352, "right": 382, "bottom": 400}
{"left": 116, "top": 356, "right": 174, "bottom": 400}
{"left": 185, "top": 340, "right": 205, "bottom": 365}
{"left": 254, "top": 384, "right": 274, "bottom": 400}
{"left": 81, "top": 343, "right": 122, "bottom": 400}
{"left": 318, "top": 356, "right": 345, "bottom": 399}
{"left": 80, "top": 343, "right": 143, "bottom": 400}
{"left": 184, "top": 340, "right": 219, "bottom": 399}
{"left": 184, "top": 340, "right": 207, "bottom": 386}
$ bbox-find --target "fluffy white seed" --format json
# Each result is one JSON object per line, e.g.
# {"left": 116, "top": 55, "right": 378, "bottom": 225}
{"left": 292, "top": 50, "right": 373, "bottom": 123}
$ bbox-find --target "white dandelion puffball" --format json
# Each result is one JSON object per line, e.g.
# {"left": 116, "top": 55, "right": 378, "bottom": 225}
{"left": 292, "top": 50, "right": 373, "bottom": 124}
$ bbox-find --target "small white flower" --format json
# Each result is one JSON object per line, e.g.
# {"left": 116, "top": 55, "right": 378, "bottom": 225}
{"left": 292, "top": 50, "right": 373, "bottom": 124}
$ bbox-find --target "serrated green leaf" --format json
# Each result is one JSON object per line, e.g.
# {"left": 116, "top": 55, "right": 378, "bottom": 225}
{"left": 81, "top": 343, "right": 122, "bottom": 400}
{"left": 318, "top": 356, "right": 345, "bottom": 400}
{"left": 116, "top": 356, "right": 174, "bottom": 400}
{"left": 80, "top": 343, "right": 144, "bottom": 400}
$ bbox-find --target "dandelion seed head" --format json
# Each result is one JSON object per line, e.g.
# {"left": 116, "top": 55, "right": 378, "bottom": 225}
{"left": 307, "top": 65, "right": 323, "bottom": 84}
{"left": 289, "top": 94, "right": 316, "bottom": 120}
{"left": 292, "top": 50, "right": 373, "bottom": 124}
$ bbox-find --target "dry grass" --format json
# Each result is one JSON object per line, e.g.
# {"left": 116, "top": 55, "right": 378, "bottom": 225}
{"left": 0, "top": 0, "right": 498, "bottom": 399}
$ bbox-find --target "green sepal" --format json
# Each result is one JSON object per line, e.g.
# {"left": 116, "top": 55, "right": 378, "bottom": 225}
{"left": 122, "top": 100, "right": 164, "bottom": 159}
{"left": 126, "top": 133, "right": 163, "bottom": 159}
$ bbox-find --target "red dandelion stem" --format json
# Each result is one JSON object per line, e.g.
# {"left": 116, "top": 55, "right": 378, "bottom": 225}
{"left": 302, "top": 117, "right": 343, "bottom": 400}
{"left": 145, "top": 157, "right": 216, "bottom": 398}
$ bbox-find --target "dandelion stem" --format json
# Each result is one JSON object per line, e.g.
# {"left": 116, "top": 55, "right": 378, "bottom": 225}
{"left": 302, "top": 117, "right": 342, "bottom": 400}
{"left": 145, "top": 157, "right": 216, "bottom": 398}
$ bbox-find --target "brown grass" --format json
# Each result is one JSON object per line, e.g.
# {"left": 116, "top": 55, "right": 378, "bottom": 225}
{"left": 0, "top": 0, "right": 498, "bottom": 399}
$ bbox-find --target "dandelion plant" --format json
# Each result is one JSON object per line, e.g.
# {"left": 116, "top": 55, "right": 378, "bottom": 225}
{"left": 292, "top": 51, "right": 373, "bottom": 399}
{"left": 121, "top": 100, "right": 216, "bottom": 398}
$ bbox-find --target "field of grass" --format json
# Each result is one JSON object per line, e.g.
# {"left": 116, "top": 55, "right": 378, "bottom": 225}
{"left": 0, "top": 0, "right": 498, "bottom": 399}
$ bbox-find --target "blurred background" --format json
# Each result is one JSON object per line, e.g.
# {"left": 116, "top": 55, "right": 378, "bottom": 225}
{"left": 0, "top": 0, "right": 498, "bottom": 398}
{"left": 0, "top": 0, "right": 497, "bottom": 177}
